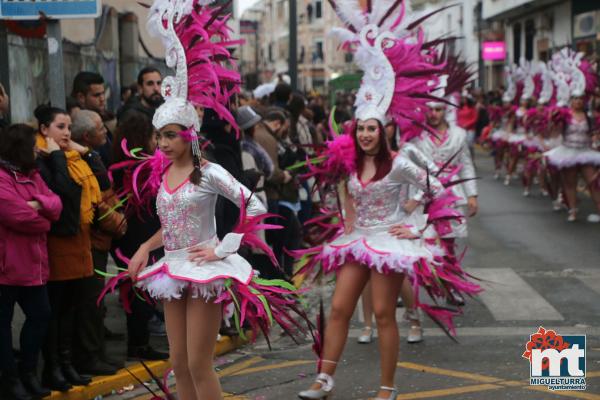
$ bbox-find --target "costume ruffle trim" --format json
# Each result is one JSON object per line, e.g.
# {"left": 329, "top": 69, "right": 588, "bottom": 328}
{"left": 137, "top": 266, "right": 227, "bottom": 300}
{"left": 545, "top": 146, "right": 600, "bottom": 168}
{"left": 320, "top": 238, "right": 428, "bottom": 275}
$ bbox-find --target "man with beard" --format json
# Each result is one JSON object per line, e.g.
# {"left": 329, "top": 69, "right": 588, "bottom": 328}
{"left": 71, "top": 72, "right": 115, "bottom": 166}
{"left": 118, "top": 67, "right": 163, "bottom": 122}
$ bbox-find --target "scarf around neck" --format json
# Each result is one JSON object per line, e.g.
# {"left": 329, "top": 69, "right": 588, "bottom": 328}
{"left": 36, "top": 134, "right": 101, "bottom": 224}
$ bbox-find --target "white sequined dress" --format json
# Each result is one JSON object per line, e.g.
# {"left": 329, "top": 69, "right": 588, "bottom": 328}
{"left": 545, "top": 118, "right": 600, "bottom": 168}
{"left": 136, "top": 162, "right": 264, "bottom": 300}
{"left": 319, "top": 155, "right": 445, "bottom": 275}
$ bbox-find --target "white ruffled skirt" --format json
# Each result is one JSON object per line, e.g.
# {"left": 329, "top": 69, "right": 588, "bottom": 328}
{"left": 320, "top": 213, "right": 443, "bottom": 275}
{"left": 508, "top": 132, "right": 527, "bottom": 144}
{"left": 136, "top": 236, "right": 253, "bottom": 301}
{"left": 544, "top": 145, "right": 600, "bottom": 169}
{"left": 491, "top": 129, "right": 508, "bottom": 143}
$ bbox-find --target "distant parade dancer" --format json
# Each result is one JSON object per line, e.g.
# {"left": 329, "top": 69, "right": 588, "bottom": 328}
{"left": 291, "top": 1, "right": 481, "bottom": 399}
{"left": 544, "top": 48, "right": 600, "bottom": 222}
{"left": 505, "top": 59, "right": 531, "bottom": 186}
{"left": 491, "top": 65, "right": 519, "bottom": 180}
{"left": 520, "top": 61, "right": 561, "bottom": 198}
{"left": 486, "top": 48, "right": 599, "bottom": 223}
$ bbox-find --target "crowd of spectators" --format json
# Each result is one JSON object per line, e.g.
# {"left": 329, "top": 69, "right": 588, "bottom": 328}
{"left": 0, "top": 68, "right": 333, "bottom": 400}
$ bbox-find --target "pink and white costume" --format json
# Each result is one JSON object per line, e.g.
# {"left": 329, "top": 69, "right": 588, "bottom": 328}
{"left": 137, "top": 163, "right": 263, "bottom": 300}
{"left": 105, "top": 0, "right": 308, "bottom": 339}
{"left": 544, "top": 48, "right": 600, "bottom": 169}
{"left": 319, "top": 155, "right": 444, "bottom": 275}
{"left": 545, "top": 117, "right": 600, "bottom": 168}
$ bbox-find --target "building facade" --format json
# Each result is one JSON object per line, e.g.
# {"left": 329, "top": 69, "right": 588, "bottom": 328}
{"left": 239, "top": 0, "right": 356, "bottom": 93}
{"left": 412, "top": 0, "right": 481, "bottom": 84}
{"left": 481, "top": 0, "right": 600, "bottom": 90}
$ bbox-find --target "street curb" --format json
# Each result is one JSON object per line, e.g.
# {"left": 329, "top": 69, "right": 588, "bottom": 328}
{"left": 44, "top": 334, "right": 250, "bottom": 400}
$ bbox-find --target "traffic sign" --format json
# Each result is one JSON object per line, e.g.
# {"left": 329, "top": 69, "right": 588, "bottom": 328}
{"left": 0, "top": 0, "right": 101, "bottom": 20}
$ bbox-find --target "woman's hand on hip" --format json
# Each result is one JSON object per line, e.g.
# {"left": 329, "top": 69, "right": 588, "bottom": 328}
{"left": 188, "top": 246, "right": 221, "bottom": 265}
{"left": 128, "top": 246, "right": 149, "bottom": 280}
{"left": 388, "top": 224, "right": 419, "bottom": 239}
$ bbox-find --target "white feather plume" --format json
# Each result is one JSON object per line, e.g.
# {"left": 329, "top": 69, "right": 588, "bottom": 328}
{"left": 334, "top": 0, "right": 368, "bottom": 31}
{"left": 328, "top": 27, "right": 358, "bottom": 45}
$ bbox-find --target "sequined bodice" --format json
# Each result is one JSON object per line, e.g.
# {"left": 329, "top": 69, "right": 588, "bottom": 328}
{"left": 348, "top": 174, "right": 410, "bottom": 228}
{"left": 347, "top": 156, "right": 443, "bottom": 228}
{"left": 564, "top": 118, "right": 591, "bottom": 149}
{"left": 156, "top": 163, "right": 265, "bottom": 251}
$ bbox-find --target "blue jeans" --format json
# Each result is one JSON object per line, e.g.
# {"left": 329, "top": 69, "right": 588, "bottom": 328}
{"left": 0, "top": 285, "right": 51, "bottom": 373}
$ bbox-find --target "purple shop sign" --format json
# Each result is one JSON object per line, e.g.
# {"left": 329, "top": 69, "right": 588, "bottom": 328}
{"left": 482, "top": 42, "right": 506, "bottom": 61}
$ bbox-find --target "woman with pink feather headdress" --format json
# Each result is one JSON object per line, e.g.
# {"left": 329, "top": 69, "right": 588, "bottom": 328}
{"left": 119, "top": 1, "right": 308, "bottom": 399}
{"left": 295, "top": 1, "right": 481, "bottom": 399}
{"left": 505, "top": 58, "right": 533, "bottom": 187}
{"left": 490, "top": 64, "right": 518, "bottom": 180}
{"left": 521, "top": 61, "right": 555, "bottom": 197}
{"left": 544, "top": 48, "right": 600, "bottom": 223}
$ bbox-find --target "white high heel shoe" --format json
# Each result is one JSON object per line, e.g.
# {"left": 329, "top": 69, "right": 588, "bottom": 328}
{"left": 298, "top": 372, "right": 335, "bottom": 399}
{"left": 357, "top": 326, "right": 374, "bottom": 344}
{"left": 374, "top": 386, "right": 398, "bottom": 400}
{"left": 404, "top": 309, "right": 423, "bottom": 344}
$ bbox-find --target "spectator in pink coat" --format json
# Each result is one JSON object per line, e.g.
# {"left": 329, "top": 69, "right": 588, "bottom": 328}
{"left": 0, "top": 124, "right": 62, "bottom": 400}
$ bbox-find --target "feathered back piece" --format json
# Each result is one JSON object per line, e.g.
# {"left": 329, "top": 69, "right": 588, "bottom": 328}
{"left": 328, "top": 0, "right": 448, "bottom": 134}
{"left": 550, "top": 47, "right": 597, "bottom": 104}
{"left": 519, "top": 57, "right": 536, "bottom": 102}
{"left": 149, "top": 0, "right": 243, "bottom": 152}
{"left": 502, "top": 64, "right": 517, "bottom": 104}
{"left": 537, "top": 61, "right": 554, "bottom": 105}
{"left": 426, "top": 48, "right": 475, "bottom": 108}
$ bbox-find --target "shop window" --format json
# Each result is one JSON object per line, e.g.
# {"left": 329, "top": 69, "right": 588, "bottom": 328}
{"left": 525, "top": 19, "right": 535, "bottom": 60}
{"left": 316, "top": 1, "right": 322, "bottom": 19}
{"left": 513, "top": 22, "right": 522, "bottom": 63}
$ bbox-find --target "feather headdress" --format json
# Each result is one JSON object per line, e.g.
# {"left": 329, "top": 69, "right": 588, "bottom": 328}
{"left": 149, "top": 0, "right": 243, "bottom": 157}
{"left": 550, "top": 47, "right": 597, "bottom": 105}
{"left": 328, "top": 0, "right": 448, "bottom": 130}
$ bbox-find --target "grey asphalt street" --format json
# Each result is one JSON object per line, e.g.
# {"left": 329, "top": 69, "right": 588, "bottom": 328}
{"left": 113, "top": 151, "right": 600, "bottom": 400}
{"left": 213, "top": 152, "right": 599, "bottom": 400}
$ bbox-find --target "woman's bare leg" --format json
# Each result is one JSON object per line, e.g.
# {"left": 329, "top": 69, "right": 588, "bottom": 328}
{"left": 360, "top": 281, "right": 374, "bottom": 329}
{"left": 581, "top": 165, "right": 600, "bottom": 213}
{"left": 186, "top": 294, "right": 223, "bottom": 400}
{"left": 561, "top": 167, "right": 579, "bottom": 216}
{"left": 399, "top": 279, "right": 420, "bottom": 327}
{"left": 164, "top": 298, "right": 196, "bottom": 400}
{"left": 308, "top": 262, "right": 370, "bottom": 389}
{"left": 371, "top": 271, "right": 405, "bottom": 399}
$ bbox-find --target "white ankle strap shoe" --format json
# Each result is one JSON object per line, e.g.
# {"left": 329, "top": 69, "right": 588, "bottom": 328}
{"left": 298, "top": 373, "right": 335, "bottom": 399}
{"left": 374, "top": 385, "right": 398, "bottom": 400}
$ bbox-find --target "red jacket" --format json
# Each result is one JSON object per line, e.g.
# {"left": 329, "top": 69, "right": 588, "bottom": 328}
{"left": 0, "top": 166, "right": 62, "bottom": 286}
{"left": 457, "top": 105, "right": 478, "bottom": 131}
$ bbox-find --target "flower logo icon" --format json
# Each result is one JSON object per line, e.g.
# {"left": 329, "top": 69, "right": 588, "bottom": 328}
{"left": 523, "top": 326, "right": 570, "bottom": 371}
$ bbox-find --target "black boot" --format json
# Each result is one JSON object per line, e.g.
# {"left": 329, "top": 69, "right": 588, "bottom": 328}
{"left": 41, "top": 364, "right": 71, "bottom": 392}
{"left": 59, "top": 348, "right": 91, "bottom": 386}
{"left": 60, "top": 362, "right": 91, "bottom": 386}
{"left": 20, "top": 370, "right": 51, "bottom": 399}
{"left": 0, "top": 372, "right": 34, "bottom": 400}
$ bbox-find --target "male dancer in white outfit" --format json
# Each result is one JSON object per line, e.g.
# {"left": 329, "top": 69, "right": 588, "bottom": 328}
{"left": 411, "top": 100, "right": 479, "bottom": 304}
